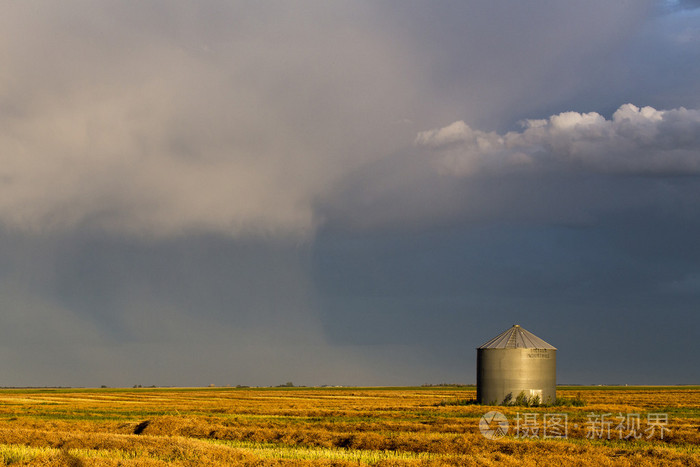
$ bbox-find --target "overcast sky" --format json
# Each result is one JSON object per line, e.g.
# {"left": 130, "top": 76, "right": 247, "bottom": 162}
{"left": 1, "top": 1, "right": 700, "bottom": 387}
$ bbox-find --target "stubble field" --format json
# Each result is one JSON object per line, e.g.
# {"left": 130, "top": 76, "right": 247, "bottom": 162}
{"left": 0, "top": 386, "right": 698, "bottom": 466}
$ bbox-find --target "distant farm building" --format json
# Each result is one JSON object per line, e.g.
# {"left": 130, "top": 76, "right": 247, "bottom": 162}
{"left": 476, "top": 324, "right": 556, "bottom": 405}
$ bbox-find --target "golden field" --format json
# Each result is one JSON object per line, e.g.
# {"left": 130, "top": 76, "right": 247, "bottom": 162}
{"left": 0, "top": 386, "right": 698, "bottom": 466}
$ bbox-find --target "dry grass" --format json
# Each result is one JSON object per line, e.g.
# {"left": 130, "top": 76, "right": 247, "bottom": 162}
{"left": 0, "top": 386, "right": 697, "bottom": 465}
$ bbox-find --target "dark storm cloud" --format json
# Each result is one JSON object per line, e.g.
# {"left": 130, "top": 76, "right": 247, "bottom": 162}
{"left": 0, "top": 231, "right": 415, "bottom": 387}
{"left": 313, "top": 206, "right": 700, "bottom": 384}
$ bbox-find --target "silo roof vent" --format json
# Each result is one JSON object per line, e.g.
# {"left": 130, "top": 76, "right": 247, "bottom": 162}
{"left": 478, "top": 324, "right": 556, "bottom": 350}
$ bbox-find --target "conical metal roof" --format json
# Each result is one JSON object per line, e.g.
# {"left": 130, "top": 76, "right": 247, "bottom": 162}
{"left": 478, "top": 324, "right": 556, "bottom": 350}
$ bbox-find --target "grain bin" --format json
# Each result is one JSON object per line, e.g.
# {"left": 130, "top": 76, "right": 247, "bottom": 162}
{"left": 476, "top": 324, "right": 556, "bottom": 405}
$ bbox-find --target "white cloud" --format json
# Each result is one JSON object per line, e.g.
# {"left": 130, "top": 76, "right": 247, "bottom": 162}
{"left": 417, "top": 104, "right": 700, "bottom": 176}
{"left": 414, "top": 121, "right": 474, "bottom": 147}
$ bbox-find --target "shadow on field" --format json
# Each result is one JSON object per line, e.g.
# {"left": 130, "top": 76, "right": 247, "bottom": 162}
{"left": 133, "top": 420, "right": 151, "bottom": 435}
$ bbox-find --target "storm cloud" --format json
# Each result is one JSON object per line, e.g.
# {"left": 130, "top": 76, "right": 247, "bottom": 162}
{"left": 0, "top": 1, "right": 422, "bottom": 238}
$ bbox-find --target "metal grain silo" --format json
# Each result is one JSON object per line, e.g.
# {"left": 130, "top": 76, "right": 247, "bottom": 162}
{"left": 476, "top": 324, "right": 556, "bottom": 405}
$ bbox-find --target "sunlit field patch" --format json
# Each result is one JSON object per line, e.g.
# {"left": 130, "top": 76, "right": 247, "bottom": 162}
{"left": 0, "top": 386, "right": 698, "bottom": 465}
